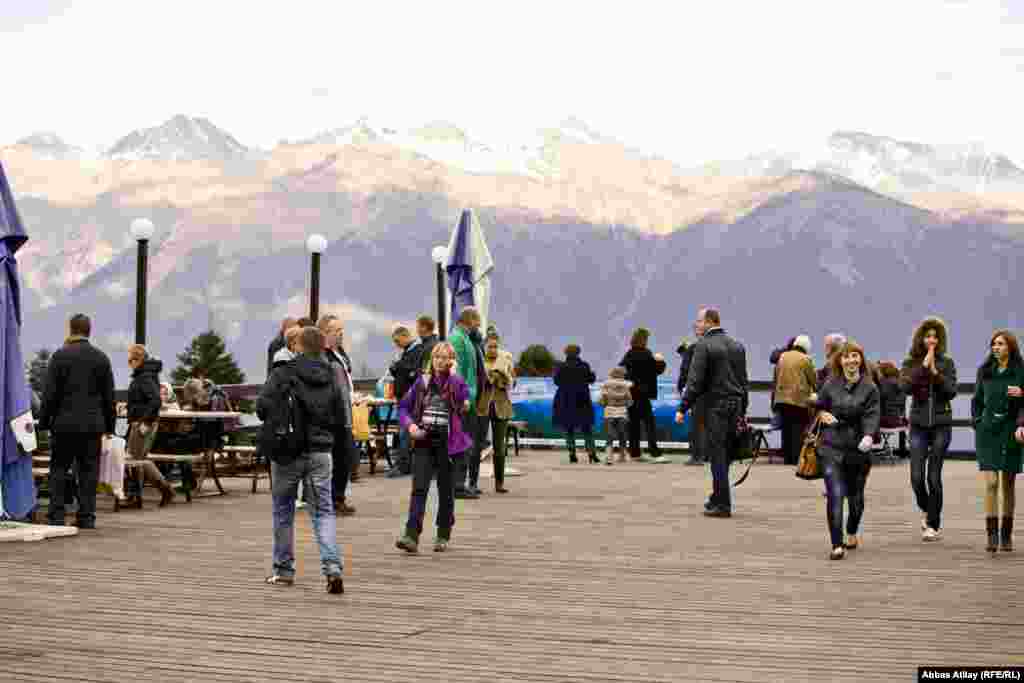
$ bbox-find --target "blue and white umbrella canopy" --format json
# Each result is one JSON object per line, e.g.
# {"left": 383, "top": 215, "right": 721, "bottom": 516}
{"left": 444, "top": 208, "right": 494, "bottom": 334}
{"left": 0, "top": 160, "right": 35, "bottom": 520}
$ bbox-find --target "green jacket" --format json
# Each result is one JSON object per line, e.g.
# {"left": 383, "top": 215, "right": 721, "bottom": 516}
{"left": 450, "top": 326, "right": 480, "bottom": 405}
{"left": 971, "top": 362, "right": 1024, "bottom": 473}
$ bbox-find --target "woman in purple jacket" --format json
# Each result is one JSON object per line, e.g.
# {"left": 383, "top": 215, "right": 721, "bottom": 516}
{"left": 395, "top": 342, "right": 472, "bottom": 553}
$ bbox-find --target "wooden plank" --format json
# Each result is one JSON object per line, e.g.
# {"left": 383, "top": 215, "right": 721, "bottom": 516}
{"left": 2, "top": 453, "right": 1022, "bottom": 682}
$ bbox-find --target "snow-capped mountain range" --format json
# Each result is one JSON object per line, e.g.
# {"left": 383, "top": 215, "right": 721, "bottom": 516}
{"left": 10, "top": 114, "right": 1024, "bottom": 196}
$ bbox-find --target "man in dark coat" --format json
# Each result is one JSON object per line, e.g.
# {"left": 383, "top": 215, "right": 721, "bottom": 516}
{"left": 678, "top": 308, "right": 748, "bottom": 518}
{"left": 267, "top": 317, "right": 297, "bottom": 379}
{"left": 678, "top": 316, "right": 708, "bottom": 465}
{"left": 553, "top": 345, "right": 598, "bottom": 463}
{"left": 416, "top": 315, "right": 439, "bottom": 372}
{"left": 386, "top": 325, "right": 425, "bottom": 477}
{"left": 38, "top": 314, "right": 116, "bottom": 529}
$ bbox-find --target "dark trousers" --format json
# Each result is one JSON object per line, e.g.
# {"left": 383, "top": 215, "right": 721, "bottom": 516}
{"left": 406, "top": 431, "right": 455, "bottom": 536}
{"left": 457, "top": 412, "right": 484, "bottom": 490}
{"left": 779, "top": 403, "right": 812, "bottom": 466}
{"left": 690, "top": 399, "right": 706, "bottom": 462}
{"left": 48, "top": 433, "right": 102, "bottom": 527}
{"left": 566, "top": 426, "right": 596, "bottom": 458}
{"left": 823, "top": 454, "right": 871, "bottom": 548}
{"left": 331, "top": 428, "right": 356, "bottom": 502}
{"left": 628, "top": 398, "right": 660, "bottom": 458}
{"left": 705, "top": 398, "right": 741, "bottom": 510}
{"left": 484, "top": 405, "right": 509, "bottom": 485}
{"left": 910, "top": 425, "right": 951, "bottom": 531}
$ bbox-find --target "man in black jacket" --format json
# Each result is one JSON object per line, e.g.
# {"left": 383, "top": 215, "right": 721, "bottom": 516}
{"left": 416, "top": 315, "right": 439, "bottom": 373}
{"left": 386, "top": 325, "right": 424, "bottom": 477}
{"left": 258, "top": 326, "right": 345, "bottom": 594}
{"left": 38, "top": 314, "right": 115, "bottom": 529}
{"left": 678, "top": 316, "right": 708, "bottom": 465}
{"left": 677, "top": 308, "right": 748, "bottom": 518}
{"left": 267, "top": 317, "right": 297, "bottom": 380}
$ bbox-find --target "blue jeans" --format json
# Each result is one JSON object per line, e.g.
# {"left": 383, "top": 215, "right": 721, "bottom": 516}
{"left": 271, "top": 452, "right": 342, "bottom": 578}
{"left": 910, "top": 426, "right": 951, "bottom": 531}
{"left": 822, "top": 452, "right": 871, "bottom": 548}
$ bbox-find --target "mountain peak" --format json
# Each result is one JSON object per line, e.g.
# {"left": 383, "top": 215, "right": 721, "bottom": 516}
{"left": 106, "top": 114, "right": 251, "bottom": 162}
{"left": 14, "top": 132, "right": 84, "bottom": 160}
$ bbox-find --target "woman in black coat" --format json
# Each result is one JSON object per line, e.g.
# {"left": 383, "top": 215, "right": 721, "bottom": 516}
{"left": 814, "top": 340, "right": 880, "bottom": 561}
{"left": 620, "top": 328, "right": 667, "bottom": 459}
{"left": 553, "top": 345, "right": 599, "bottom": 463}
{"left": 126, "top": 345, "right": 176, "bottom": 507}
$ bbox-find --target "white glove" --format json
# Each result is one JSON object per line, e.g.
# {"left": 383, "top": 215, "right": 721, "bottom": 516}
{"left": 858, "top": 435, "right": 873, "bottom": 453}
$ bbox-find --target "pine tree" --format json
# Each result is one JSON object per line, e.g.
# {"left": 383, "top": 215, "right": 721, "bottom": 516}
{"left": 516, "top": 344, "right": 556, "bottom": 377}
{"left": 27, "top": 349, "right": 51, "bottom": 394}
{"left": 171, "top": 330, "right": 246, "bottom": 385}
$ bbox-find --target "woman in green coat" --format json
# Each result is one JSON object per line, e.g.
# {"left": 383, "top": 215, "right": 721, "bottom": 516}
{"left": 971, "top": 330, "right": 1024, "bottom": 553}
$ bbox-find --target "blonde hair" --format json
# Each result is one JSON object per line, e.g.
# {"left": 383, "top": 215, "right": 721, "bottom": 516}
{"left": 284, "top": 325, "right": 303, "bottom": 348}
{"left": 128, "top": 344, "right": 147, "bottom": 363}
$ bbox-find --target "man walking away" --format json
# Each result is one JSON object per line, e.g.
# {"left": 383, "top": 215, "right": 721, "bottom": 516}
{"left": 318, "top": 315, "right": 357, "bottom": 515}
{"left": 417, "top": 315, "right": 440, "bottom": 373}
{"left": 677, "top": 308, "right": 748, "bottom": 518}
{"left": 679, "top": 314, "right": 708, "bottom": 465}
{"left": 259, "top": 326, "right": 345, "bottom": 594}
{"left": 449, "top": 307, "right": 484, "bottom": 498}
{"left": 39, "top": 314, "right": 115, "bottom": 529}
{"left": 267, "top": 317, "right": 297, "bottom": 379}
{"left": 387, "top": 325, "right": 424, "bottom": 478}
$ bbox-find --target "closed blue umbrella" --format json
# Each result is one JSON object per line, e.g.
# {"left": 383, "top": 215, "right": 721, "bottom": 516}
{"left": 444, "top": 208, "right": 494, "bottom": 333}
{"left": 0, "top": 160, "right": 35, "bottom": 520}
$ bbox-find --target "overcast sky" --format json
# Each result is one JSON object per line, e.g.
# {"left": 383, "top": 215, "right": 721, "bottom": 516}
{"left": 3, "top": 0, "right": 1024, "bottom": 166}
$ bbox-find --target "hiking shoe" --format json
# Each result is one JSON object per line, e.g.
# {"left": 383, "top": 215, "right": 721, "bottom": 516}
{"left": 396, "top": 533, "right": 419, "bottom": 554}
{"left": 326, "top": 575, "right": 344, "bottom": 594}
{"left": 265, "top": 575, "right": 294, "bottom": 587}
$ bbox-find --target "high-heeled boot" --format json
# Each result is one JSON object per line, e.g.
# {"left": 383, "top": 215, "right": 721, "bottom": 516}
{"left": 158, "top": 480, "right": 176, "bottom": 507}
{"left": 986, "top": 517, "right": 999, "bottom": 553}
{"left": 1001, "top": 517, "right": 1014, "bottom": 552}
{"left": 494, "top": 455, "right": 508, "bottom": 493}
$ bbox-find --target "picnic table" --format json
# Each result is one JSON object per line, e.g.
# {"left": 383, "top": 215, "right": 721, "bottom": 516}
{"left": 147, "top": 410, "right": 243, "bottom": 499}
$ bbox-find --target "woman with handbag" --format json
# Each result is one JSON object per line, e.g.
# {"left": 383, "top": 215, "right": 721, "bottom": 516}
{"left": 813, "top": 340, "right": 880, "bottom": 560}
{"left": 971, "top": 330, "right": 1024, "bottom": 553}
{"left": 125, "top": 345, "right": 176, "bottom": 507}
{"left": 477, "top": 334, "right": 515, "bottom": 493}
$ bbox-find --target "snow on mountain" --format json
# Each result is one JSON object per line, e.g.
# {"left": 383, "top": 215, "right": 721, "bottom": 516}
{"left": 14, "top": 132, "right": 87, "bottom": 161}
{"left": 105, "top": 114, "right": 253, "bottom": 162}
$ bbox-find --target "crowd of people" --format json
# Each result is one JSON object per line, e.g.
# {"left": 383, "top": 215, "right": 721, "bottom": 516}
{"left": 29, "top": 302, "right": 1024, "bottom": 594}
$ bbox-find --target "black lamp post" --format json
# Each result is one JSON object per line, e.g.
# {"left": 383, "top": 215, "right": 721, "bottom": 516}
{"left": 307, "top": 234, "right": 327, "bottom": 322}
{"left": 432, "top": 245, "right": 448, "bottom": 341}
{"left": 130, "top": 218, "right": 155, "bottom": 345}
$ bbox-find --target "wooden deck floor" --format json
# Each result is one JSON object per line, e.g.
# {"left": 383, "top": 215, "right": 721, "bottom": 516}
{"left": 2, "top": 451, "right": 1022, "bottom": 682}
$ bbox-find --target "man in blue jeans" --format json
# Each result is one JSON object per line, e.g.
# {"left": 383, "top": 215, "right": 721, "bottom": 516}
{"left": 258, "top": 326, "right": 345, "bottom": 594}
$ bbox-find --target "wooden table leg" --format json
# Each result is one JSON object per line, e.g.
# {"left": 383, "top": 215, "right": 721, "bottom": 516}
{"left": 208, "top": 450, "right": 226, "bottom": 495}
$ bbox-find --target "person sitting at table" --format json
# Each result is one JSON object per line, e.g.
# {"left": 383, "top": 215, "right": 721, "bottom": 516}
{"left": 160, "top": 382, "right": 180, "bottom": 410}
{"left": 126, "top": 345, "right": 176, "bottom": 507}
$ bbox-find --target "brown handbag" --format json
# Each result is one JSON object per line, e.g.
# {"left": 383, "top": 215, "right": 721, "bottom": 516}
{"left": 795, "top": 417, "right": 824, "bottom": 480}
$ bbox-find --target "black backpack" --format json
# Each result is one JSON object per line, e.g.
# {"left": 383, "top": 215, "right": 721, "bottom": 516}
{"left": 260, "top": 377, "right": 307, "bottom": 465}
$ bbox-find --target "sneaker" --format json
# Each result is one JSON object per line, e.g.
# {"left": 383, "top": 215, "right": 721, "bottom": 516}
{"left": 326, "top": 575, "right": 344, "bottom": 594}
{"left": 830, "top": 547, "right": 846, "bottom": 560}
{"left": 265, "top": 575, "right": 294, "bottom": 587}
{"left": 923, "top": 528, "right": 942, "bottom": 542}
{"left": 844, "top": 535, "right": 860, "bottom": 550}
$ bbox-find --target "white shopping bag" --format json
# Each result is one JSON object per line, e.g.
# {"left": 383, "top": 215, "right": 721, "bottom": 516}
{"left": 10, "top": 410, "right": 37, "bottom": 454}
{"left": 99, "top": 435, "right": 127, "bottom": 498}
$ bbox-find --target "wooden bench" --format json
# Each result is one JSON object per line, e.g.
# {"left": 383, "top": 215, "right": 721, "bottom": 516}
{"left": 148, "top": 453, "right": 224, "bottom": 502}
{"left": 221, "top": 445, "right": 271, "bottom": 493}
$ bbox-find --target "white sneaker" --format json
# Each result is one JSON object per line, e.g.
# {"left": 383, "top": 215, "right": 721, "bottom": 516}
{"left": 923, "top": 528, "right": 942, "bottom": 542}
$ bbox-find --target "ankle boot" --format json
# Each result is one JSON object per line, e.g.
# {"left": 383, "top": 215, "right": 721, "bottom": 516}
{"left": 986, "top": 517, "right": 999, "bottom": 553}
{"left": 568, "top": 445, "right": 578, "bottom": 463}
{"left": 1001, "top": 517, "right": 1014, "bottom": 552}
{"left": 158, "top": 481, "right": 176, "bottom": 507}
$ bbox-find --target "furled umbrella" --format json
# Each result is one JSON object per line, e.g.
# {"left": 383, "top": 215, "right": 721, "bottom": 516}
{"left": 0, "top": 160, "right": 37, "bottom": 521}
{"left": 444, "top": 208, "right": 494, "bottom": 334}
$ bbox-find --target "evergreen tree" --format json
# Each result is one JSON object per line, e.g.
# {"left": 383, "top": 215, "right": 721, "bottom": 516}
{"left": 27, "top": 349, "right": 51, "bottom": 394}
{"left": 171, "top": 330, "right": 246, "bottom": 385}
{"left": 516, "top": 344, "right": 556, "bottom": 377}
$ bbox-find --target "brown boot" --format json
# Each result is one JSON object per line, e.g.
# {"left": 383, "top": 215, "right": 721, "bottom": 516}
{"left": 986, "top": 517, "right": 999, "bottom": 553}
{"left": 336, "top": 498, "right": 356, "bottom": 516}
{"left": 1001, "top": 517, "right": 1014, "bottom": 552}
{"left": 159, "top": 481, "right": 176, "bottom": 507}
